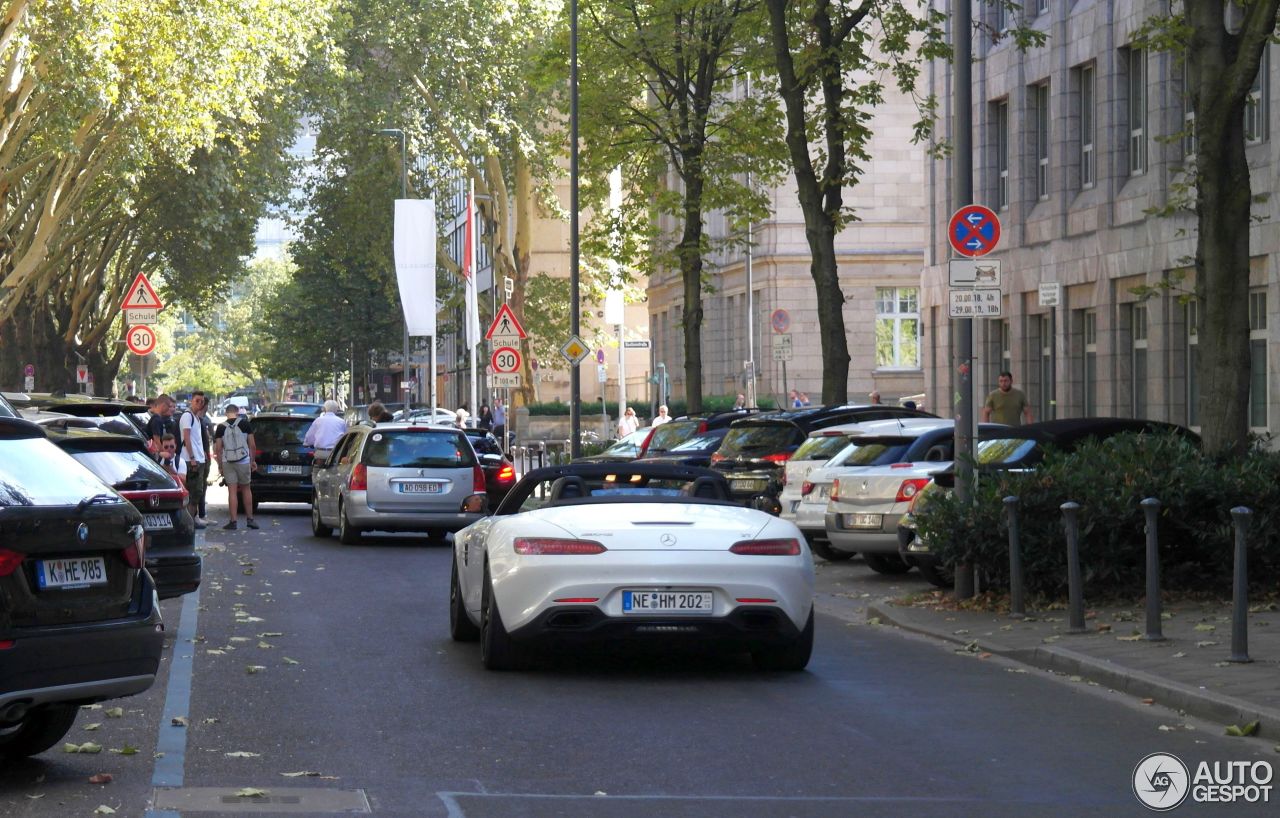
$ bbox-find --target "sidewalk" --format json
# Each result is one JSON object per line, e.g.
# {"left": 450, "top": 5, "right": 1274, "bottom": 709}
{"left": 867, "top": 593, "right": 1280, "bottom": 731}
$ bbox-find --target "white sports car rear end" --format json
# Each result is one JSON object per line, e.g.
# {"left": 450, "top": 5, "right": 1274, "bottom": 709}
{"left": 450, "top": 464, "right": 815, "bottom": 671}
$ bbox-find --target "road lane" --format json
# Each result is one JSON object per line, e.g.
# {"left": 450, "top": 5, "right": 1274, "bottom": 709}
{"left": 4, "top": 501, "right": 1274, "bottom": 817}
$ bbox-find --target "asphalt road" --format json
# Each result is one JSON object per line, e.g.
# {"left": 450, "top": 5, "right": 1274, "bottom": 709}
{"left": 2, "top": 498, "right": 1275, "bottom": 817}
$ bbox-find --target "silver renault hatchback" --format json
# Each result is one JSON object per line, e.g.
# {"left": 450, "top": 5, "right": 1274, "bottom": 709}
{"left": 311, "top": 424, "right": 488, "bottom": 543}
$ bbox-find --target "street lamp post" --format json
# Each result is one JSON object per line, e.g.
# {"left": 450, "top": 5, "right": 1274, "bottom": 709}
{"left": 570, "top": 0, "right": 582, "bottom": 458}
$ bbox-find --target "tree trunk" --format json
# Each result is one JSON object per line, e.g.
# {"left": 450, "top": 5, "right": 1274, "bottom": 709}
{"left": 0, "top": 298, "right": 80, "bottom": 392}
{"left": 680, "top": 168, "right": 705, "bottom": 414}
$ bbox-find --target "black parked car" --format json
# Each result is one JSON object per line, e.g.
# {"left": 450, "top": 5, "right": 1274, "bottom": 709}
{"left": 636, "top": 427, "right": 730, "bottom": 468}
{"left": 461, "top": 428, "right": 516, "bottom": 509}
{"left": 264, "top": 402, "right": 324, "bottom": 417}
{"left": 712, "top": 404, "right": 938, "bottom": 502}
{"left": 640, "top": 408, "right": 762, "bottom": 458}
{"left": 250, "top": 412, "right": 317, "bottom": 506}
{"left": 898, "top": 418, "right": 1201, "bottom": 587}
{"left": 47, "top": 428, "right": 201, "bottom": 600}
{"left": 0, "top": 417, "right": 164, "bottom": 761}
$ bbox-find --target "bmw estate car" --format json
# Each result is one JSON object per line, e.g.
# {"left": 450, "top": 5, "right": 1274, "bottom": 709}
{"left": 449, "top": 463, "right": 815, "bottom": 671}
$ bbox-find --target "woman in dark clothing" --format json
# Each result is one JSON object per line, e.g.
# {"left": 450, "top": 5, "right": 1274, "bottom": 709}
{"left": 477, "top": 404, "right": 493, "bottom": 430}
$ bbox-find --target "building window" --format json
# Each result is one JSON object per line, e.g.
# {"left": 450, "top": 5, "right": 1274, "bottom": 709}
{"left": 994, "top": 0, "right": 1007, "bottom": 33}
{"left": 1037, "top": 0, "right": 1049, "bottom": 15}
{"left": 995, "top": 100, "right": 1010, "bottom": 210}
{"left": 1125, "top": 47, "right": 1147, "bottom": 175}
{"left": 1033, "top": 82, "right": 1050, "bottom": 199}
{"left": 1245, "top": 48, "right": 1269, "bottom": 144}
{"left": 1186, "top": 300, "right": 1199, "bottom": 427}
{"left": 1079, "top": 65, "right": 1096, "bottom": 188}
{"left": 1002, "top": 319, "right": 1012, "bottom": 370}
{"left": 1082, "top": 310, "right": 1097, "bottom": 416}
{"left": 875, "top": 288, "right": 920, "bottom": 369}
{"left": 1182, "top": 57, "right": 1197, "bottom": 158}
{"left": 1131, "top": 305, "right": 1148, "bottom": 419}
{"left": 1040, "top": 314, "right": 1055, "bottom": 420}
{"left": 1250, "top": 291, "right": 1268, "bottom": 428}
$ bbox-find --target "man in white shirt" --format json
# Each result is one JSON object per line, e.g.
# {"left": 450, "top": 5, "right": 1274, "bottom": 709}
{"left": 303, "top": 400, "right": 348, "bottom": 471}
{"left": 180, "top": 392, "right": 209, "bottom": 528}
{"left": 652, "top": 405, "right": 672, "bottom": 426}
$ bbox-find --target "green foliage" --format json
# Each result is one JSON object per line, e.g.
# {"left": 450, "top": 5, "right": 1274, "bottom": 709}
{"left": 914, "top": 432, "right": 1280, "bottom": 597}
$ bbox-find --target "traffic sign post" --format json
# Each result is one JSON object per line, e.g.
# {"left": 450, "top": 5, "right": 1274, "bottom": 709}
{"left": 485, "top": 304, "right": 528, "bottom": 343}
{"left": 125, "top": 325, "right": 157, "bottom": 356}
{"left": 948, "top": 289, "right": 1002, "bottom": 318}
{"left": 76, "top": 365, "right": 89, "bottom": 384}
{"left": 491, "top": 373, "right": 521, "bottom": 388}
{"left": 124, "top": 307, "right": 159, "bottom": 325}
{"left": 948, "top": 259, "right": 1001, "bottom": 288}
{"left": 772, "top": 333, "right": 793, "bottom": 361}
{"left": 559, "top": 336, "right": 591, "bottom": 366}
{"left": 948, "top": 205, "right": 1001, "bottom": 257}
{"left": 770, "top": 308, "right": 790, "bottom": 334}
{"left": 491, "top": 347, "right": 521, "bottom": 375}
{"left": 121, "top": 273, "right": 164, "bottom": 310}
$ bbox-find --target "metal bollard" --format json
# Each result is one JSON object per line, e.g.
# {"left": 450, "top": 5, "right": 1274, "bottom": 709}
{"left": 1061, "top": 501, "right": 1086, "bottom": 634}
{"left": 1229, "top": 507, "right": 1253, "bottom": 664}
{"left": 1142, "top": 498, "right": 1165, "bottom": 641}
{"left": 1004, "top": 496, "right": 1024, "bottom": 618}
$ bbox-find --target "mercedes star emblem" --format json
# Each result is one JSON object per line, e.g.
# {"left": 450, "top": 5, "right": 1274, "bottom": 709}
{"left": 660, "top": 533, "right": 677, "bottom": 546}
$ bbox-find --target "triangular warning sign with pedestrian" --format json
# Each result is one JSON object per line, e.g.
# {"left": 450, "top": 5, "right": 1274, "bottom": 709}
{"left": 121, "top": 273, "right": 164, "bottom": 310}
{"left": 485, "top": 303, "right": 527, "bottom": 340}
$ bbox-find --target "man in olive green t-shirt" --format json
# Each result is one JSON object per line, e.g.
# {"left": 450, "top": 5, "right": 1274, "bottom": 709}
{"left": 981, "top": 371, "right": 1033, "bottom": 426}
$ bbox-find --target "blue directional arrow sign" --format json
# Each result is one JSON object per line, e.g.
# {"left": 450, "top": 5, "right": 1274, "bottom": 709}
{"left": 948, "top": 205, "right": 1001, "bottom": 257}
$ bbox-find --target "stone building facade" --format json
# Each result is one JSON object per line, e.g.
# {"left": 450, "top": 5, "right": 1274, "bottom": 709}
{"left": 921, "top": 0, "right": 1276, "bottom": 437}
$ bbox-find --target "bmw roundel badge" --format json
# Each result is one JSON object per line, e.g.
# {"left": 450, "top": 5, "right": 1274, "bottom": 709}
{"left": 77, "top": 523, "right": 89, "bottom": 543}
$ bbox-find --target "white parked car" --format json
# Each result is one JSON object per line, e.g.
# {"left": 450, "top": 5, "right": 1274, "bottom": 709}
{"left": 780, "top": 419, "right": 951, "bottom": 561}
{"left": 450, "top": 463, "right": 816, "bottom": 671}
{"left": 823, "top": 422, "right": 1006, "bottom": 573}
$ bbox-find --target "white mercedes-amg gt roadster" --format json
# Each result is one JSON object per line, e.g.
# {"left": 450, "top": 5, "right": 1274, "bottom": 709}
{"left": 449, "top": 463, "right": 815, "bottom": 671}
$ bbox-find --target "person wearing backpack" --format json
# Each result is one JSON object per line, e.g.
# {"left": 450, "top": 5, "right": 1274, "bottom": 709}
{"left": 214, "top": 403, "right": 259, "bottom": 530}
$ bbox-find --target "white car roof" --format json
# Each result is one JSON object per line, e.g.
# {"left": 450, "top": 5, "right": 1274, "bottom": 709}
{"left": 806, "top": 417, "right": 952, "bottom": 438}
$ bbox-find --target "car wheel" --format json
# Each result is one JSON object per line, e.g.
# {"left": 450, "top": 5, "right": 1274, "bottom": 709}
{"left": 449, "top": 557, "right": 480, "bottom": 642}
{"left": 807, "top": 537, "right": 853, "bottom": 562}
{"left": 310, "top": 495, "right": 332, "bottom": 538}
{"left": 917, "top": 560, "right": 955, "bottom": 589}
{"left": 751, "top": 609, "right": 814, "bottom": 672}
{"left": 0, "top": 704, "right": 79, "bottom": 760}
{"left": 862, "top": 553, "right": 913, "bottom": 575}
{"left": 337, "top": 502, "right": 361, "bottom": 545}
{"left": 480, "top": 564, "right": 526, "bottom": 670}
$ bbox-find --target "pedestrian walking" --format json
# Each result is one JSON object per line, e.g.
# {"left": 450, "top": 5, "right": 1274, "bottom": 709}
{"left": 180, "top": 392, "right": 210, "bottom": 529}
{"left": 652, "top": 405, "right": 672, "bottom": 426}
{"left": 869, "top": 391, "right": 882, "bottom": 405}
{"left": 799, "top": 392, "right": 811, "bottom": 407}
{"left": 981, "top": 371, "right": 1033, "bottom": 426}
{"left": 456, "top": 404, "right": 471, "bottom": 428}
{"left": 303, "top": 400, "right": 347, "bottom": 472}
{"left": 477, "top": 404, "right": 494, "bottom": 431}
{"left": 147, "top": 394, "right": 179, "bottom": 456}
{"left": 616, "top": 406, "right": 639, "bottom": 438}
{"left": 733, "top": 393, "right": 746, "bottom": 410}
{"left": 214, "top": 403, "right": 258, "bottom": 530}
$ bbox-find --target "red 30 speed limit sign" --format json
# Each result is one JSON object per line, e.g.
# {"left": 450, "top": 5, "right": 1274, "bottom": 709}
{"left": 490, "top": 346, "right": 521, "bottom": 374}
{"left": 125, "top": 324, "right": 157, "bottom": 355}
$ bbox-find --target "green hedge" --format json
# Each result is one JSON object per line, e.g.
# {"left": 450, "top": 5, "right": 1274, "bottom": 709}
{"left": 526, "top": 395, "right": 777, "bottom": 417}
{"left": 913, "top": 432, "right": 1280, "bottom": 597}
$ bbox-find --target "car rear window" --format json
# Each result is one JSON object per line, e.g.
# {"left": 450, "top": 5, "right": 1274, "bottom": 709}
{"left": 843, "top": 437, "right": 914, "bottom": 466}
{"left": 0, "top": 438, "right": 120, "bottom": 505}
{"left": 0, "top": 394, "right": 15, "bottom": 418}
{"left": 70, "top": 449, "right": 178, "bottom": 491}
{"left": 362, "top": 430, "right": 476, "bottom": 468}
{"left": 977, "top": 438, "right": 1039, "bottom": 465}
{"left": 718, "top": 424, "right": 798, "bottom": 456}
{"left": 466, "top": 434, "right": 503, "bottom": 456}
{"left": 646, "top": 421, "right": 699, "bottom": 452}
{"left": 793, "top": 433, "right": 854, "bottom": 462}
{"left": 51, "top": 417, "right": 142, "bottom": 439}
{"left": 253, "top": 418, "right": 313, "bottom": 448}
{"left": 670, "top": 431, "right": 723, "bottom": 452}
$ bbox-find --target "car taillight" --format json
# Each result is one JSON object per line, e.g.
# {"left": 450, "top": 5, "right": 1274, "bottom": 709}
{"left": 730, "top": 538, "right": 801, "bottom": 556}
{"left": 496, "top": 464, "right": 515, "bottom": 483}
{"left": 253, "top": 449, "right": 263, "bottom": 458}
{"left": 0, "top": 548, "right": 25, "bottom": 577}
{"left": 472, "top": 465, "right": 487, "bottom": 492}
{"left": 762, "top": 452, "right": 791, "bottom": 464}
{"left": 697, "top": 421, "right": 708, "bottom": 433}
{"left": 895, "top": 478, "right": 932, "bottom": 503}
{"left": 710, "top": 452, "right": 726, "bottom": 464}
{"left": 121, "top": 489, "right": 187, "bottom": 504}
{"left": 513, "top": 538, "right": 606, "bottom": 555}
{"left": 122, "top": 525, "right": 145, "bottom": 569}
{"left": 349, "top": 463, "right": 368, "bottom": 491}
{"left": 801, "top": 481, "right": 814, "bottom": 497}
{"left": 831, "top": 478, "right": 841, "bottom": 501}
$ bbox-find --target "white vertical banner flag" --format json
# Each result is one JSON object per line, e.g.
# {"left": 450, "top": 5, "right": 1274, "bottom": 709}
{"left": 463, "top": 182, "right": 481, "bottom": 349}
{"left": 394, "top": 199, "right": 437, "bottom": 336}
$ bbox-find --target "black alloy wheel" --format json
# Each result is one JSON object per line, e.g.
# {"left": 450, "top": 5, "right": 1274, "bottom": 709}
{"left": 450, "top": 557, "right": 480, "bottom": 642}
{"left": 480, "top": 564, "right": 526, "bottom": 670}
{"left": 0, "top": 704, "right": 80, "bottom": 760}
{"left": 337, "top": 501, "right": 361, "bottom": 544}
{"left": 310, "top": 492, "right": 332, "bottom": 538}
{"left": 751, "top": 609, "right": 814, "bottom": 672}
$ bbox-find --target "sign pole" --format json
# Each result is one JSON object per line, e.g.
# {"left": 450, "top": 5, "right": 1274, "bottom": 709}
{"left": 952, "top": 0, "right": 976, "bottom": 600}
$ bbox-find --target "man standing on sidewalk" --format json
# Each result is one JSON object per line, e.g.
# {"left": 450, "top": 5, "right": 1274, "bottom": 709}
{"left": 148, "top": 394, "right": 178, "bottom": 455}
{"left": 981, "top": 371, "right": 1033, "bottom": 426}
{"left": 180, "top": 392, "right": 210, "bottom": 529}
{"left": 303, "top": 400, "right": 347, "bottom": 473}
{"left": 214, "top": 403, "right": 259, "bottom": 530}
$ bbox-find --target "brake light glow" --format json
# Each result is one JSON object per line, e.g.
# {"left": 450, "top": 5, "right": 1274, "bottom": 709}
{"left": 496, "top": 464, "right": 516, "bottom": 483}
{"left": 472, "top": 465, "right": 487, "bottom": 492}
{"left": 0, "top": 548, "right": 25, "bottom": 577}
{"left": 729, "top": 538, "right": 801, "bottom": 556}
{"left": 349, "top": 463, "right": 368, "bottom": 491}
{"left": 0, "top": 639, "right": 14, "bottom": 650}
{"left": 735, "top": 597, "right": 777, "bottom": 604}
{"left": 514, "top": 538, "right": 607, "bottom": 555}
{"left": 120, "top": 489, "right": 187, "bottom": 504}
{"left": 697, "top": 421, "right": 708, "bottom": 433}
{"left": 710, "top": 452, "right": 726, "bottom": 464}
{"left": 831, "top": 478, "right": 841, "bottom": 502}
{"left": 762, "top": 452, "right": 791, "bottom": 464}
{"left": 895, "top": 478, "right": 932, "bottom": 503}
{"left": 801, "top": 481, "right": 814, "bottom": 497}
{"left": 554, "top": 597, "right": 600, "bottom": 603}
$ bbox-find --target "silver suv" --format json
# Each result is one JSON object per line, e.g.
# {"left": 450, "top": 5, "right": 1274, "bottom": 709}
{"left": 311, "top": 424, "right": 488, "bottom": 543}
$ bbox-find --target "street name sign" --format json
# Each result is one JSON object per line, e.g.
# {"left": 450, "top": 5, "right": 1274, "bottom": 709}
{"left": 124, "top": 307, "right": 160, "bottom": 325}
{"left": 485, "top": 303, "right": 527, "bottom": 342}
{"left": 622, "top": 339, "right": 651, "bottom": 349}
{"left": 491, "top": 373, "right": 521, "bottom": 388}
{"left": 948, "top": 259, "right": 1001, "bottom": 288}
{"left": 121, "top": 273, "right": 164, "bottom": 310}
{"left": 948, "top": 205, "right": 1001, "bottom": 257}
{"left": 491, "top": 346, "right": 522, "bottom": 374}
{"left": 559, "top": 335, "right": 591, "bottom": 365}
{"left": 772, "top": 333, "right": 793, "bottom": 361}
{"left": 1038, "top": 282, "right": 1061, "bottom": 307}
{"left": 126, "top": 324, "right": 158, "bottom": 355}
{"left": 948, "top": 289, "right": 1002, "bottom": 318}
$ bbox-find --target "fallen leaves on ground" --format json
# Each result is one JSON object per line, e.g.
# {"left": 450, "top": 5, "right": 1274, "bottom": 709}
{"left": 83, "top": 723, "right": 102, "bottom": 732}
{"left": 109, "top": 746, "right": 138, "bottom": 755}
{"left": 104, "top": 707, "right": 123, "bottom": 718}
{"left": 235, "top": 787, "right": 269, "bottom": 798}
{"left": 280, "top": 771, "right": 321, "bottom": 777}
{"left": 63, "top": 742, "right": 102, "bottom": 754}
{"left": 1225, "top": 721, "right": 1260, "bottom": 737}
{"left": 246, "top": 665, "right": 267, "bottom": 674}
{"left": 88, "top": 774, "right": 113, "bottom": 785}
{"left": 226, "top": 751, "right": 261, "bottom": 758}
{"left": 283, "top": 657, "right": 300, "bottom": 665}
{"left": 171, "top": 717, "right": 188, "bottom": 727}
{"left": 93, "top": 806, "right": 116, "bottom": 815}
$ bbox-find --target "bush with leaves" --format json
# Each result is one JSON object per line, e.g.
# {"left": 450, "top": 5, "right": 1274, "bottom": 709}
{"left": 913, "top": 432, "right": 1279, "bottom": 597}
